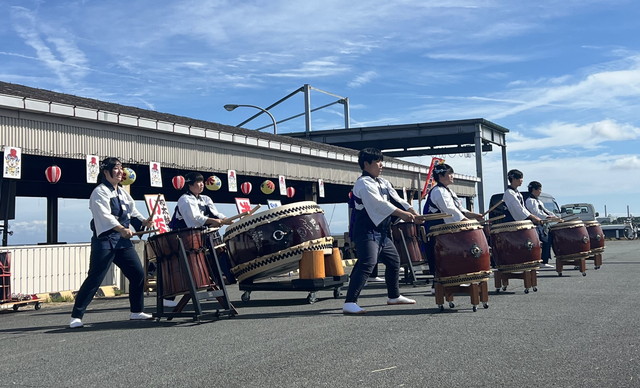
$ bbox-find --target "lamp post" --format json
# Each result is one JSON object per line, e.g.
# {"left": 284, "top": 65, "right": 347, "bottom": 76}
{"left": 224, "top": 104, "right": 278, "bottom": 134}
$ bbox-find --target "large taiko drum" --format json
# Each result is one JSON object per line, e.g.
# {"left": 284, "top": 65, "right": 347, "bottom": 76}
{"left": 583, "top": 220, "right": 605, "bottom": 255}
{"left": 223, "top": 201, "right": 333, "bottom": 283}
{"left": 550, "top": 220, "right": 591, "bottom": 260}
{"left": 147, "top": 228, "right": 212, "bottom": 298}
{"left": 427, "top": 220, "right": 491, "bottom": 286}
{"left": 490, "top": 220, "right": 542, "bottom": 271}
{"left": 392, "top": 222, "right": 425, "bottom": 265}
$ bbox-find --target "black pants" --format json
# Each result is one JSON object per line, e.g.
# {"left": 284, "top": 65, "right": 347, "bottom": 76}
{"left": 71, "top": 244, "right": 145, "bottom": 319}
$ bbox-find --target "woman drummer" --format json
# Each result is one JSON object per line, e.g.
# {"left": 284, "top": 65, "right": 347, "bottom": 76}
{"left": 525, "top": 181, "right": 562, "bottom": 268}
{"left": 423, "top": 163, "right": 483, "bottom": 294}
{"left": 169, "top": 172, "right": 234, "bottom": 286}
{"left": 69, "top": 157, "right": 153, "bottom": 328}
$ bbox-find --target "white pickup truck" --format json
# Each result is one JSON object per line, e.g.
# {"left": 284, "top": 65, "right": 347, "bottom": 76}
{"left": 561, "top": 203, "right": 637, "bottom": 240}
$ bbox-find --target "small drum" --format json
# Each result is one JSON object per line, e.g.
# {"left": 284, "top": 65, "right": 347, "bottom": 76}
{"left": 147, "top": 228, "right": 212, "bottom": 298}
{"left": 490, "top": 220, "right": 541, "bottom": 271}
{"left": 427, "top": 220, "right": 491, "bottom": 286}
{"left": 583, "top": 220, "right": 605, "bottom": 254}
{"left": 392, "top": 222, "right": 425, "bottom": 265}
{"left": 223, "top": 201, "right": 333, "bottom": 283}
{"left": 550, "top": 220, "right": 591, "bottom": 260}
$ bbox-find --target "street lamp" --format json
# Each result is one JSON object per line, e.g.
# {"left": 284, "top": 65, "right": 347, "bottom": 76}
{"left": 223, "top": 104, "right": 278, "bottom": 134}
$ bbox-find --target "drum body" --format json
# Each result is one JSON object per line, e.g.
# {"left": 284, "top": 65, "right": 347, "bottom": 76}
{"left": 392, "top": 222, "right": 424, "bottom": 265}
{"left": 583, "top": 220, "right": 605, "bottom": 254}
{"left": 550, "top": 221, "right": 591, "bottom": 260}
{"left": 224, "top": 201, "right": 333, "bottom": 283}
{"left": 490, "top": 221, "right": 541, "bottom": 271}
{"left": 147, "top": 228, "right": 211, "bottom": 298}
{"left": 427, "top": 220, "right": 491, "bottom": 286}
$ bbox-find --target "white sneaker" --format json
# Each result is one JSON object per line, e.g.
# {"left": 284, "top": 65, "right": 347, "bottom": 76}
{"left": 368, "top": 276, "right": 385, "bottom": 282}
{"left": 163, "top": 299, "right": 178, "bottom": 308}
{"left": 130, "top": 312, "right": 153, "bottom": 320}
{"left": 539, "top": 263, "right": 554, "bottom": 269}
{"left": 387, "top": 295, "right": 416, "bottom": 305}
{"left": 69, "top": 318, "right": 83, "bottom": 329}
{"left": 343, "top": 302, "right": 366, "bottom": 314}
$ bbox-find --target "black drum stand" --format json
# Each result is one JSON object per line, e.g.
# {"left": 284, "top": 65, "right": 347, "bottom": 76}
{"left": 154, "top": 234, "right": 236, "bottom": 323}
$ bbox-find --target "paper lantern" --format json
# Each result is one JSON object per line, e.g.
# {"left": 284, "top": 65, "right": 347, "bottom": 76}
{"left": 260, "top": 180, "right": 275, "bottom": 195}
{"left": 172, "top": 175, "right": 185, "bottom": 190}
{"left": 286, "top": 187, "right": 296, "bottom": 198}
{"left": 205, "top": 175, "right": 222, "bottom": 191}
{"left": 45, "top": 165, "right": 62, "bottom": 184}
{"left": 240, "top": 182, "right": 252, "bottom": 195}
{"left": 121, "top": 167, "right": 136, "bottom": 185}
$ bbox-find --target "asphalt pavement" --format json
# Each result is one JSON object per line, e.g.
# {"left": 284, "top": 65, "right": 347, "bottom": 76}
{"left": 1, "top": 240, "right": 638, "bottom": 388}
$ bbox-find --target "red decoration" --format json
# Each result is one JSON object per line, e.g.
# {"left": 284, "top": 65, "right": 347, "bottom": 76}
{"left": 172, "top": 175, "right": 185, "bottom": 190}
{"left": 286, "top": 187, "right": 295, "bottom": 198}
{"left": 45, "top": 165, "right": 62, "bottom": 184}
{"left": 241, "top": 182, "right": 252, "bottom": 195}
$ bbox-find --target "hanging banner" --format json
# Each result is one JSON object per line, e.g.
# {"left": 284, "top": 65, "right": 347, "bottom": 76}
{"left": 2, "top": 146, "right": 21, "bottom": 179}
{"left": 278, "top": 175, "right": 287, "bottom": 196}
{"left": 421, "top": 157, "right": 445, "bottom": 199}
{"left": 149, "top": 161, "right": 163, "bottom": 188}
{"left": 235, "top": 197, "right": 252, "bottom": 214}
{"left": 144, "top": 194, "right": 171, "bottom": 234}
{"left": 86, "top": 154, "right": 99, "bottom": 183}
{"left": 228, "top": 169, "right": 237, "bottom": 192}
{"left": 318, "top": 179, "right": 325, "bottom": 198}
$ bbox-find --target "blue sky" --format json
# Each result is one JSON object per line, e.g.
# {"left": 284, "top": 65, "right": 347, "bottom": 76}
{"left": 2, "top": 0, "right": 639, "bottom": 244}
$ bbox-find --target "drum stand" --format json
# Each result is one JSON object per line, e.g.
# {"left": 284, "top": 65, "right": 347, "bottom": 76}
{"left": 494, "top": 269, "right": 538, "bottom": 294}
{"left": 586, "top": 250, "right": 603, "bottom": 270}
{"left": 555, "top": 256, "right": 587, "bottom": 277}
{"left": 396, "top": 229, "right": 432, "bottom": 287}
{"left": 434, "top": 280, "right": 489, "bottom": 312}
{"left": 154, "top": 235, "right": 237, "bottom": 323}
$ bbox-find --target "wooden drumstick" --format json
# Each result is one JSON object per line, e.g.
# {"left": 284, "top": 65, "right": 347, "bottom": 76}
{"left": 416, "top": 213, "right": 452, "bottom": 221}
{"left": 132, "top": 229, "right": 159, "bottom": 236}
{"left": 481, "top": 199, "right": 504, "bottom": 217}
{"left": 481, "top": 214, "right": 506, "bottom": 225}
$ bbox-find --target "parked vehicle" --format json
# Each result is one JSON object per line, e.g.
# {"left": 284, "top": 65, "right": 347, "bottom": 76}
{"left": 560, "top": 203, "right": 599, "bottom": 221}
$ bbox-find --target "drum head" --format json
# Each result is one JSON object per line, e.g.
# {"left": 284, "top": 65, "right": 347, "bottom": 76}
{"left": 490, "top": 220, "right": 534, "bottom": 234}
{"left": 550, "top": 220, "right": 584, "bottom": 231}
{"left": 428, "top": 220, "right": 481, "bottom": 237}
{"left": 224, "top": 201, "right": 324, "bottom": 242}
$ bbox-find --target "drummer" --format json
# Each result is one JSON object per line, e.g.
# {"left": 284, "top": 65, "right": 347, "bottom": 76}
{"left": 525, "top": 181, "right": 562, "bottom": 268}
{"left": 169, "top": 172, "right": 235, "bottom": 284}
{"left": 343, "top": 148, "right": 420, "bottom": 314}
{"left": 69, "top": 157, "right": 153, "bottom": 328}
{"left": 423, "top": 163, "right": 484, "bottom": 294}
{"left": 503, "top": 169, "right": 542, "bottom": 226}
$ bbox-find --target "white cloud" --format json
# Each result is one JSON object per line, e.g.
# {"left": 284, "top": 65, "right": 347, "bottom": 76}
{"left": 348, "top": 71, "right": 378, "bottom": 88}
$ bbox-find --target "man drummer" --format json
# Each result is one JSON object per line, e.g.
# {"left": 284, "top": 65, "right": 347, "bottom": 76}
{"left": 525, "top": 181, "right": 562, "bottom": 268}
{"left": 169, "top": 172, "right": 235, "bottom": 285}
{"left": 503, "top": 169, "right": 542, "bottom": 226}
{"left": 343, "top": 148, "right": 420, "bottom": 314}
{"left": 423, "top": 163, "right": 483, "bottom": 294}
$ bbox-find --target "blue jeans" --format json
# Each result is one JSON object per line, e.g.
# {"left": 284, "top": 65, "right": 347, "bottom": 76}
{"left": 345, "top": 233, "right": 401, "bottom": 303}
{"left": 71, "top": 242, "right": 145, "bottom": 319}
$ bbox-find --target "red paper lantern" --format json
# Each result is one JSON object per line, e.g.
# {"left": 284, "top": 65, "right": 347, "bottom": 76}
{"left": 172, "top": 175, "right": 185, "bottom": 190}
{"left": 45, "top": 165, "right": 62, "bottom": 184}
{"left": 240, "top": 181, "right": 252, "bottom": 195}
{"left": 286, "top": 187, "right": 295, "bottom": 198}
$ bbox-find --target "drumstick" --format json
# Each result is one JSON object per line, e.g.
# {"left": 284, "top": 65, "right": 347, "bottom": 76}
{"left": 248, "top": 204, "right": 261, "bottom": 215}
{"left": 132, "top": 229, "right": 159, "bottom": 236}
{"left": 481, "top": 214, "right": 506, "bottom": 225}
{"left": 481, "top": 200, "right": 504, "bottom": 217}
{"left": 562, "top": 215, "right": 580, "bottom": 222}
{"left": 416, "top": 213, "right": 452, "bottom": 221}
